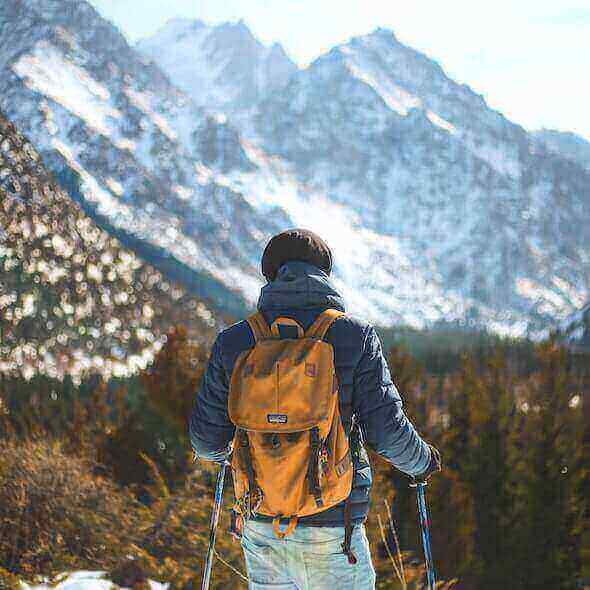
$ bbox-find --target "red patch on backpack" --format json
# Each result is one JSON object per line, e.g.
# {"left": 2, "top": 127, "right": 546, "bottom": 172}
{"left": 305, "top": 363, "right": 317, "bottom": 377}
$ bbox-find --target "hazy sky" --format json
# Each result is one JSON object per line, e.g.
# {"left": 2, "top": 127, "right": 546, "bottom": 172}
{"left": 91, "top": 0, "right": 590, "bottom": 140}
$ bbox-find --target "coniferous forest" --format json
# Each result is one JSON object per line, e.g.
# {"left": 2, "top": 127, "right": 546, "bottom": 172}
{"left": 1, "top": 326, "right": 588, "bottom": 589}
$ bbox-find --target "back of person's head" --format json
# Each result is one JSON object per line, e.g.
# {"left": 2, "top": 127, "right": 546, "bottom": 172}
{"left": 261, "top": 229, "right": 333, "bottom": 282}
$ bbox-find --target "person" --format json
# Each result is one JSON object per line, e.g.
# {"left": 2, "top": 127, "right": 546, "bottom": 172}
{"left": 189, "top": 228, "right": 441, "bottom": 590}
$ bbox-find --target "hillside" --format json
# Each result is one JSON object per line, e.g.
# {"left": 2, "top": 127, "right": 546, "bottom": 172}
{"left": 0, "top": 111, "right": 220, "bottom": 380}
{"left": 243, "top": 29, "right": 590, "bottom": 335}
{"left": 0, "top": 0, "right": 264, "bottom": 318}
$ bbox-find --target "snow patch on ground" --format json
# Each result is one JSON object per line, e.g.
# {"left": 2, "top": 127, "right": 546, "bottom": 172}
{"left": 21, "top": 570, "right": 167, "bottom": 590}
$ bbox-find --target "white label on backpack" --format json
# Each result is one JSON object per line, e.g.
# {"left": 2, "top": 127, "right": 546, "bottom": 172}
{"left": 267, "top": 414, "right": 288, "bottom": 424}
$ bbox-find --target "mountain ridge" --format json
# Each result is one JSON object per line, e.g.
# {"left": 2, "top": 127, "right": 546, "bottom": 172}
{"left": 136, "top": 17, "right": 297, "bottom": 116}
{"left": 2, "top": 0, "right": 588, "bottom": 341}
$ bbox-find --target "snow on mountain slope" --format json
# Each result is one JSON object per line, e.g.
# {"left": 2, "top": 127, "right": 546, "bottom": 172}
{"left": 246, "top": 29, "right": 590, "bottom": 334}
{"left": 221, "top": 143, "right": 474, "bottom": 328}
{"left": 137, "top": 18, "right": 297, "bottom": 116}
{"left": 0, "top": 0, "right": 270, "bottom": 314}
{"left": 0, "top": 0, "right": 475, "bottom": 331}
{"left": 532, "top": 129, "right": 590, "bottom": 172}
{"left": 2, "top": 1, "right": 587, "bottom": 339}
{"left": 333, "top": 30, "right": 522, "bottom": 177}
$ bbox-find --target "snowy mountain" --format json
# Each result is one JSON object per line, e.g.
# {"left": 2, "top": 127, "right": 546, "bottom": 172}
{"left": 2, "top": 0, "right": 588, "bottom": 339}
{"left": 0, "top": 0, "right": 269, "bottom": 318}
{"left": 247, "top": 30, "right": 590, "bottom": 333}
{"left": 137, "top": 18, "right": 297, "bottom": 117}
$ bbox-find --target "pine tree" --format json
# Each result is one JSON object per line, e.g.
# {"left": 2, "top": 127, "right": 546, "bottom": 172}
{"left": 465, "top": 350, "right": 518, "bottom": 589}
{"left": 440, "top": 356, "right": 485, "bottom": 583}
{"left": 518, "top": 343, "right": 580, "bottom": 589}
{"left": 578, "top": 380, "right": 590, "bottom": 584}
{"left": 141, "top": 325, "right": 208, "bottom": 440}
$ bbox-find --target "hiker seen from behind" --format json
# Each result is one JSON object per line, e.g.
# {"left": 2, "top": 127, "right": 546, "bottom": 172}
{"left": 190, "top": 229, "right": 442, "bottom": 589}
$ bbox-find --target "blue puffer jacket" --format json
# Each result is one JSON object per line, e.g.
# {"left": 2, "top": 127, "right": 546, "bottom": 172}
{"left": 189, "top": 261, "right": 431, "bottom": 526}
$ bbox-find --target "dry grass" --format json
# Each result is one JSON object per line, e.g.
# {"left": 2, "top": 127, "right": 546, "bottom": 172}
{"left": 0, "top": 438, "right": 245, "bottom": 588}
{"left": 0, "top": 437, "right": 458, "bottom": 589}
{"left": 0, "top": 438, "right": 143, "bottom": 577}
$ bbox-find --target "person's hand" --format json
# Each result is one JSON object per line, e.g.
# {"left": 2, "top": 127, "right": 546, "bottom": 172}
{"left": 412, "top": 445, "right": 441, "bottom": 484}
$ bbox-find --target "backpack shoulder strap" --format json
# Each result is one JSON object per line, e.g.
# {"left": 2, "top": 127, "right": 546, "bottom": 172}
{"left": 305, "top": 309, "right": 345, "bottom": 340}
{"left": 246, "top": 312, "right": 272, "bottom": 343}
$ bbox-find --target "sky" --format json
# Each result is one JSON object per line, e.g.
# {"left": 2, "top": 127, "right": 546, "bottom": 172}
{"left": 91, "top": 0, "right": 590, "bottom": 140}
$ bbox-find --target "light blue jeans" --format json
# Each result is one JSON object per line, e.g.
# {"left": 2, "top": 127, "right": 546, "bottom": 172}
{"left": 241, "top": 520, "right": 376, "bottom": 589}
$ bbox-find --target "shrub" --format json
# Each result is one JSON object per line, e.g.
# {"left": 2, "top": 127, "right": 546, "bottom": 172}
{"left": 0, "top": 439, "right": 143, "bottom": 577}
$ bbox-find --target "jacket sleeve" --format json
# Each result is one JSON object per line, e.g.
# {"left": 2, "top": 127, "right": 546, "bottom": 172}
{"left": 352, "top": 325, "right": 431, "bottom": 477}
{"left": 188, "top": 333, "right": 235, "bottom": 462}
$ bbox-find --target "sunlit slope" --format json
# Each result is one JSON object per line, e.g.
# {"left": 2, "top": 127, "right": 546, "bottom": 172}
{"left": 0, "top": 112, "right": 220, "bottom": 380}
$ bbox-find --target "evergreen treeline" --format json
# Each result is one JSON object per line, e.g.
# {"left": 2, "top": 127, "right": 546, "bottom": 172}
{"left": 374, "top": 341, "right": 589, "bottom": 590}
{"left": 0, "top": 327, "right": 588, "bottom": 589}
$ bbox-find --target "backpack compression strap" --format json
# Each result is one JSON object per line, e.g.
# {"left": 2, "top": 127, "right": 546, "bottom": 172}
{"left": 305, "top": 309, "right": 345, "bottom": 340}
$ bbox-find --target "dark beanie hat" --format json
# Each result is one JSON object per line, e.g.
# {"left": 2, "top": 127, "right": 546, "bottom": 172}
{"left": 261, "top": 229, "right": 333, "bottom": 281}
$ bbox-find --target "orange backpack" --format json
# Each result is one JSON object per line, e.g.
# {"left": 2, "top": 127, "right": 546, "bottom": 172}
{"left": 228, "top": 309, "right": 353, "bottom": 540}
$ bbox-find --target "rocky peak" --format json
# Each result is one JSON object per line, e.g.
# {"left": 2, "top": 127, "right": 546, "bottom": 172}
{"left": 137, "top": 18, "right": 297, "bottom": 115}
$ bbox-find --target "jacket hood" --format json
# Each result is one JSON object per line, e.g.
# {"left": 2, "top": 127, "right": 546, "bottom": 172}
{"left": 257, "top": 261, "right": 345, "bottom": 312}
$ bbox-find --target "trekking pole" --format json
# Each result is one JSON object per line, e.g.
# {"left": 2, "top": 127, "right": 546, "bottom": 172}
{"left": 410, "top": 480, "right": 436, "bottom": 590}
{"left": 201, "top": 459, "right": 229, "bottom": 590}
